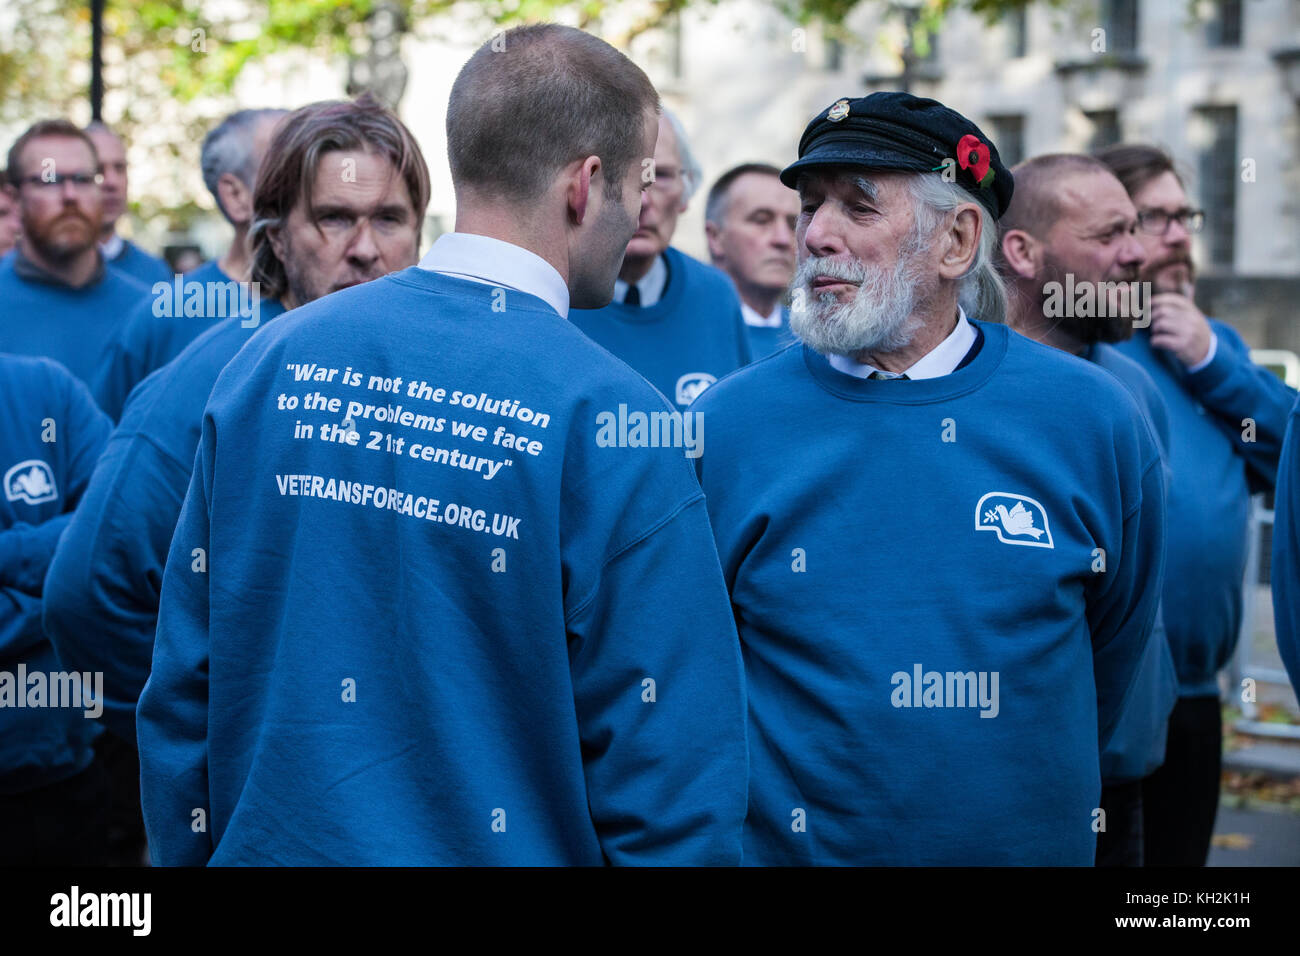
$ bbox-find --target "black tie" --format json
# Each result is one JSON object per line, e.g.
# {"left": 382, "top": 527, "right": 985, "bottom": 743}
{"left": 624, "top": 284, "right": 641, "bottom": 306}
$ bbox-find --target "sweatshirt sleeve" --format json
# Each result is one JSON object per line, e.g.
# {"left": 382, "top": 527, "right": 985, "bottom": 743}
{"left": 1271, "top": 398, "right": 1300, "bottom": 696}
{"left": 43, "top": 430, "right": 193, "bottom": 741}
{"left": 563, "top": 494, "right": 748, "bottom": 865}
{"left": 1088, "top": 446, "right": 1168, "bottom": 753}
{"left": 0, "top": 370, "right": 110, "bottom": 593}
{"left": 136, "top": 420, "right": 214, "bottom": 866}
{"left": 0, "top": 587, "right": 46, "bottom": 658}
{"left": 1186, "top": 320, "right": 1297, "bottom": 491}
{"left": 0, "top": 514, "right": 71, "bottom": 595}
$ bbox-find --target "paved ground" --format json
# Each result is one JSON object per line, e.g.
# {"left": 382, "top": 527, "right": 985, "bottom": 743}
{"left": 1209, "top": 804, "right": 1300, "bottom": 866}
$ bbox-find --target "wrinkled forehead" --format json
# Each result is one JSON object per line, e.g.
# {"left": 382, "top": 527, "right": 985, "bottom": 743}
{"left": 304, "top": 148, "right": 411, "bottom": 212}
{"left": 1059, "top": 170, "right": 1137, "bottom": 222}
{"left": 795, "top": 166, "right": 914, "bottom": 202}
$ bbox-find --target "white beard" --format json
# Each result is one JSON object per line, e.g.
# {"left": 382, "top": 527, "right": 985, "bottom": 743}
{"left": 789, "top": 237, "right": 930, "bottom": 357}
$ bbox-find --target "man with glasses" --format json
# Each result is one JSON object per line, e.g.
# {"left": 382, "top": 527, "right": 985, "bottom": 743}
{"left": 0, "top": 120, "right": 149, "bottom": 394}
{"left": 1096, "top": 143, "right": 1296, "bottom": 866}
{"left": 570, "top": 108, "right": 751, "bottom": 409}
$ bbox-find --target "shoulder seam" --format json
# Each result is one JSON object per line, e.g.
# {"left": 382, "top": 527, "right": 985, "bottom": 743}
{"left": 564, "top": 492, "right": 706, "bottom": 623}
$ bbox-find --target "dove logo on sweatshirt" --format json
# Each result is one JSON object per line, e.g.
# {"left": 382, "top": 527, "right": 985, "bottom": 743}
{"left": 975, "top": 492, "right": 1053, "bottom": 549}
{"left": 675, "top": 373, "right": 717, "bottom": 407}
{"left": 4, "top": 459, "right": 58, "bottom": 506}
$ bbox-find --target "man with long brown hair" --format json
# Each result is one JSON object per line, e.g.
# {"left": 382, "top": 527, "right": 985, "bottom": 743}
{"left": 136, "top": 24, "right": 746, "bottom": 866}
{"left": 45, "top": 93, "right": 427, "bottom": 864}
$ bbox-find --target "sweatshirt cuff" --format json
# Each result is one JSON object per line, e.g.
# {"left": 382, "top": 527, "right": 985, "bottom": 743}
{"left": 1186, "top": 332, "right": 1233, "bottom": 392}
{"left": 1186, "top": 332, "right": 1218, "bottom": 373}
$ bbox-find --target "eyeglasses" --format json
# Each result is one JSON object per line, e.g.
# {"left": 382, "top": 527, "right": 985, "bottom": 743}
{"left": 16, "top": 171, "right": 103, "bottom": 191}
{"left": 1136, "top": 207, "right": 1205, "bottom": 236}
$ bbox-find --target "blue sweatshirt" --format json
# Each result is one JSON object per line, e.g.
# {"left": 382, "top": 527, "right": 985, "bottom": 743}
{"left": 692, "top": 322, "right": 1165, "bottom": 865}
{"left": 1271, "top": 394, "right": 1300, "bottom": 696}
{"left": 108, "top": 239, "right": 172, "bottom": 286}
{"left": 0, "top": 354, "right": 112, "bottom": 793}
{"left": 44, "top": 301, "right": 287, "bottom": 743}
{"left": 1116, "top": 321, "right": 1296, "bottom": 696}
{"left": 570, "top": 247, "right": 752, "bottom": 407}
{"left": 0, "top": 252, "right": 148, "bottom": 392}
{"left": 745, "top": 305, "right": 795, "bottom": 360}
{"left": 93, "top": 260, "right": 261, "bottom": 421}
{"left": 1087, "top": 342, "right": 1178, "bottom": 784}
{"left": 136, "top": 266, "right": 748, "bottom": 865}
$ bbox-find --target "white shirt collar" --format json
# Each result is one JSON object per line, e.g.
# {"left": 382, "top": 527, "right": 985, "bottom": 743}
{"left": 100, "top": 233, "right": 125, "bottom": 261}
{"left": 418, "top": 232, "right": 569, "bottom": 319}
{"left": 741, "top": 300, "right": 784, "bottom": 328}
{"left": 614, "top": 252, "right": 668, "bottom": 307}
{"left": 828, "top": 306, "right": 976, "bottom": 380}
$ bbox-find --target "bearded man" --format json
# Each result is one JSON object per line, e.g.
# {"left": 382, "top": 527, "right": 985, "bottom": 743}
{"left": 691, "top": 93, "right": 1166, "bottom": 864}
{"left": 0, "top": 119, "right": 148, "bottom": 394}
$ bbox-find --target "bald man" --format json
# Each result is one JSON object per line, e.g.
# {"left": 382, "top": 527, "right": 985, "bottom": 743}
{"left": 999, "top": 153, "right": 1178, "bottom": 866}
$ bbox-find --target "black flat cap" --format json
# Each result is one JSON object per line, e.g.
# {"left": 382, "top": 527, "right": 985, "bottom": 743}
{"left": 780, "top": 92, "right": 1014, "bottom": 219}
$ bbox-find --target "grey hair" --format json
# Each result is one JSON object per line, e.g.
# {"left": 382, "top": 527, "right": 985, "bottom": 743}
{"left": 201, "top": 109, "right": 287, "bottom": 222}
{"left": 906, "top": 173, "right": 1007, "bottom": 324}
{"left": 663, "top": 108, "right": 703, "bottom": 203}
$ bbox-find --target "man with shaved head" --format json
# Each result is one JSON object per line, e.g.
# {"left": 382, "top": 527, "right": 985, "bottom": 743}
{"left": 1095, "top": 143, "right": 1296, "bottom": 866}
{"left": 136, "top": 25, "right": 745, "bottom": 866}
{"left": 999, "top": 153, "right": 1178, "bottom": 866}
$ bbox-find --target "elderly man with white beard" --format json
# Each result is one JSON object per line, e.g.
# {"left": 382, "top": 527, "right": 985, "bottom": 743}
{"left": 690, "top": 93, "right": 1167, "bottom": 865}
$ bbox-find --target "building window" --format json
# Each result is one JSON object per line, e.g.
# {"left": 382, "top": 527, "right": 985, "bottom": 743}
{"left": 985, "top": 115, "right": 1025, "bottom": 167}
{"left": 825, "top": 35, "right": 843, "bottom": 72}
{"left": 1083, "top": 109, "right": 1121, "bottom": 152}
{"left": 1192, "top": 105, "right": 1238, "bottom": 267}
{"left": 1006, "top": 7, "right": 1028, "bottom": 59}
{"left": 1101, "top": 0, "right": 1139, "bottom": 53}
{"left": 1203, "top": 0, "right": 1242, "bottom": 48}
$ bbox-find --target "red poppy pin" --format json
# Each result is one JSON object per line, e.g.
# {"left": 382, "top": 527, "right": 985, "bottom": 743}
{"left": 956, "top": 134, "right": 994, "bottom": 189}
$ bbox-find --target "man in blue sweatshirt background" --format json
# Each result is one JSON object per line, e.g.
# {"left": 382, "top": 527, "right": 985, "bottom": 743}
{"left": 693, "top": 93, "right": 1165, "bottom": 865}
{"left": 93, "top": 108, "right": 287, "bottom": 420}
{"left": 47, "top": 95, "right": 418, "bottom": 865}
{"left": 705, "top": 162, "right": 799, "bottom": 358}
{"left": 999, "top": 152, "right": 1179, "bottom": 866}
{"left": 1096, "top": 143, "right": 1296, "bottom": 866}
{"left": 0, "top": 353, "right": 112, "bottom": 863}
{"left": 136, "top": 24, "right": 746, "bottom": 866}
{"left": 84, "top": 123, "right": 171, "bottom": 286}
{"left": 0, "top": 120, "right": 149, "bottom": 393}
{"left": 47, "top": 92, "right": 422, "bottom": 773}
{"left": 570, "top": 108, "right": 751, "bottom": 408}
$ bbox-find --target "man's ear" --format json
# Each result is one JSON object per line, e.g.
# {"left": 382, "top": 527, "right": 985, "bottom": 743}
{"left": 999, "top": 228, "right": 1040, "bottom": 281}
{"left": 936, "top": 204, "right": 981, "bottom": 280}
{"left": 567, "top": 156, "right": 600, "bottom": 227}
{"left": 217, "top": 173, "right": 254, "bottom": 227}
{"left": 704, "top": 220, "right": 724, "bottom": 264}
